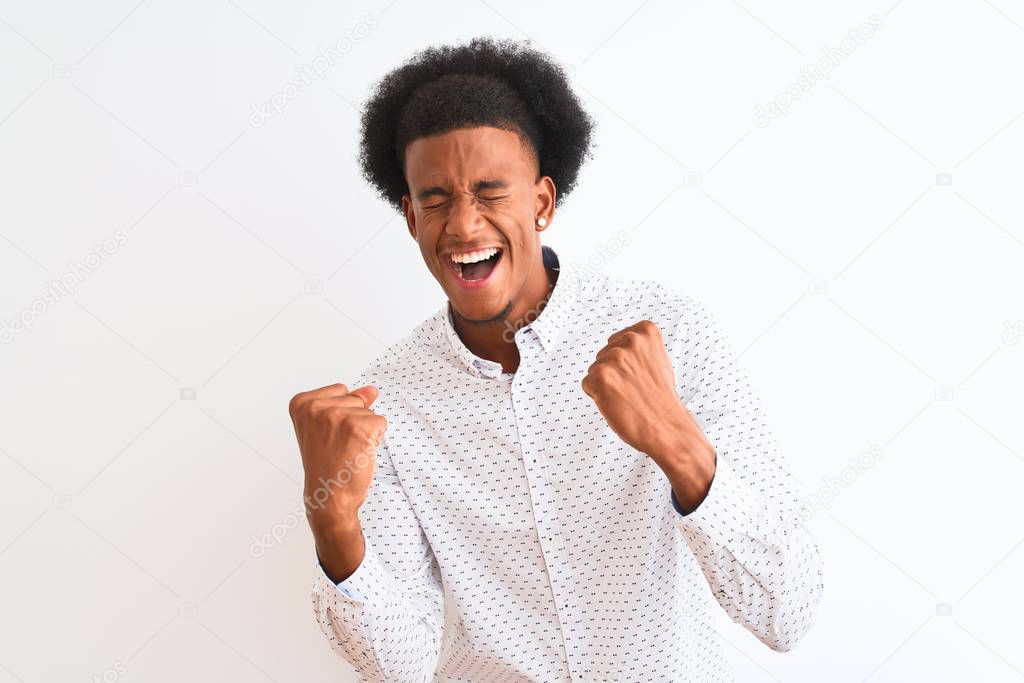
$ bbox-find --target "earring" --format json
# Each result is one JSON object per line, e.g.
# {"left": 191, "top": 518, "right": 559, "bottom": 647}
{"left": 537, "top": 217, "right": 547, "bottom": 227}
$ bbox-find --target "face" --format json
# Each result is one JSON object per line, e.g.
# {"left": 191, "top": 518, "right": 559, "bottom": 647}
{"left": 401, "top": 126, "right": 555, "bottom": 324}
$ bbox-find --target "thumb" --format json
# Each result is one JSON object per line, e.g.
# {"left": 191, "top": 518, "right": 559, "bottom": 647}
{"left": 349, "top": 385, "right": 380, "bottom": 409}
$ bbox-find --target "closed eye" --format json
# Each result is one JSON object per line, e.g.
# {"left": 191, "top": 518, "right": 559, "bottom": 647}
{"left": 424, "top": 195, "right": 507, "bottom": 209}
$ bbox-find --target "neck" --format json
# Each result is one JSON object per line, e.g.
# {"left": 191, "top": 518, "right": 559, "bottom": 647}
{"left": 451, "top": 256, "right": 557, "bottom": 375}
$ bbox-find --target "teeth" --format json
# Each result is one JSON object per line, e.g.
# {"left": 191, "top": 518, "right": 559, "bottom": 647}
{"left": 450, "top": 247, "right": 499, "bottom": 264}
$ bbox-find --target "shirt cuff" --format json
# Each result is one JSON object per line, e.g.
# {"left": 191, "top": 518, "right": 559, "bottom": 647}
{"left": 671, "top": 454, "right": 761, "bottom": 546}
{"left": 315, "top": 539, "right": 390, "bottom": 606}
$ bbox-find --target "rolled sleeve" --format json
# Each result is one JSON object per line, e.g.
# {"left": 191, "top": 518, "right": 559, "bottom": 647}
{"left": 671, "top": 454, "right": 762, "bottom": 546}
{"left": 327, "top": 540, "right": 391, "bottom": 604}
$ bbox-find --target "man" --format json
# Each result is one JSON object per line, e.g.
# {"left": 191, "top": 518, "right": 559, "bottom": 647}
{"left": 289, "top": 37, "right": 824, "bottom": 681}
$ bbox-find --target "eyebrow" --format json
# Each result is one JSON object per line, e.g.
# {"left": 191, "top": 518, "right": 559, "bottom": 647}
{"left": 416, "top": 178, "right": 508, "bottom": 202}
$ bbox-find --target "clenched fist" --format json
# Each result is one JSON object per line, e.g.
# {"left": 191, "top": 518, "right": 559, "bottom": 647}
{"left": 289, "top": 383, "right": 385, "bottom": 521}
{"left": 289, "top": 383, "right": 385, "bottom": 581}
{"left": 581, "top": 320, "right": 717, "bottom": 511}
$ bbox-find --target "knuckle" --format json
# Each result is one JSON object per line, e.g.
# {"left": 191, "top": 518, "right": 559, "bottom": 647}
{"left": 288, "top": 392, "right": 305, "bottom": 417}
{"left": 339, "top": 412, "right": 379, "bottom": 443}
{"left": 336, "top": 413, "right": 360, "bottom": 440}
{"left": 308, "top": 397, "right": 331, "bottom": 417}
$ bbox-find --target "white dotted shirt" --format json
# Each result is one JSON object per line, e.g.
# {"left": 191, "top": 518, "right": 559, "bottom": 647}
{"left": 311, "top": 246, "right": 824, "bottom": 682}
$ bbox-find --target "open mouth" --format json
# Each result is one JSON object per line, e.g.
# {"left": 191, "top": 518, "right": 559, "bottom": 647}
{"left": 446, "top": 247, "right": 504, "bottom": 285}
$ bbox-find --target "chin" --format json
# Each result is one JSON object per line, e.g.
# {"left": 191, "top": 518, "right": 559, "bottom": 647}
{"left": 450, "top": 297, "right": 505, "bottom": 324}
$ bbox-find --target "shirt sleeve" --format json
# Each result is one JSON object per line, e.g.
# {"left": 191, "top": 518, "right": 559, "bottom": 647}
{"left": 310, "top": 425, "right": 446, "bottom": 681}
{"left": 666, "top": 294, "right": 825, "bottom": 653}
{"left": 334, "top": 573, "right": 364, "bottom": 601}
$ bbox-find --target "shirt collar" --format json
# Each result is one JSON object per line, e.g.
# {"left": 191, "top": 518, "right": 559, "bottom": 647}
{"left": 439, "top": 245, "right": 582, "bottom": 378}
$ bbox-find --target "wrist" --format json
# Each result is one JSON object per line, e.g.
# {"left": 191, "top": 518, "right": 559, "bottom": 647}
{"left": 311, "top": 515, "right": 366, "bottom": 584}
{"left": 668, "top": 445, "right": 717, "bottom": 513}
{"left": 643, "top": 406, "right": 717, "bottom": 512}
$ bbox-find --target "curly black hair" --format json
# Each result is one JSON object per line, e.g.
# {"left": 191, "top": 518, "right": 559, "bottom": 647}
{"left": 357, "top": 36, "right": 596, "bottom": 214}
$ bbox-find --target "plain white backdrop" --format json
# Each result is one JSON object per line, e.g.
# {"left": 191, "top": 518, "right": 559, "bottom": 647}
{"left": 2, "top": 0, "right": 1023, "bottom": 681}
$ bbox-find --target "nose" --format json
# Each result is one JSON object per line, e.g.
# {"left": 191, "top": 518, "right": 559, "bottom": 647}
{"left": 444, "top": 193, "right": 486, "bottom": 240}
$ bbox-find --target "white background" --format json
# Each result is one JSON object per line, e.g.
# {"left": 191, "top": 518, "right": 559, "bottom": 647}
{"left": 2, "top": 1, "right": 1023, "bottom": 681}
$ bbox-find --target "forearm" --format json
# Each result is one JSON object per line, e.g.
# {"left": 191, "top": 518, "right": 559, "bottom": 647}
{"left": 311, "top": 512, "right": 366, "bottom": 584}
{"left": 308, "top": 436, "right": 446, "bottom": 681}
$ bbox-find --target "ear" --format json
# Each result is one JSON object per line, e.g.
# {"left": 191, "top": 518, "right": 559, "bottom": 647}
{"left": 534, "top": 176, "right": 556, "bottom": 233}
{"left": 402, "top": 194, "right": 417, "bottom": 241}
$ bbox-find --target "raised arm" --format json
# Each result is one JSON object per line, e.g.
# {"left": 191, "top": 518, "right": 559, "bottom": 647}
{"left": 290, "top": 382, "right": 444, "bottom": 681}
{"left": 579, "top": 288, "right": 824, "bottom": 652}
{"left": 668, "top": 296, "right": 825, "bottom": 652}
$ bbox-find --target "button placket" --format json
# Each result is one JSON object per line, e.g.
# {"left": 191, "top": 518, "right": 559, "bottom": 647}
{"left": 511, "top": 341, "right": 579, "bottom": 680}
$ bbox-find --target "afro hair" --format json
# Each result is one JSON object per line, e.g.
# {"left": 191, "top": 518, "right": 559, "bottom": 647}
{"left": 357, "top": 36, "right": 596, "bottom": 214}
